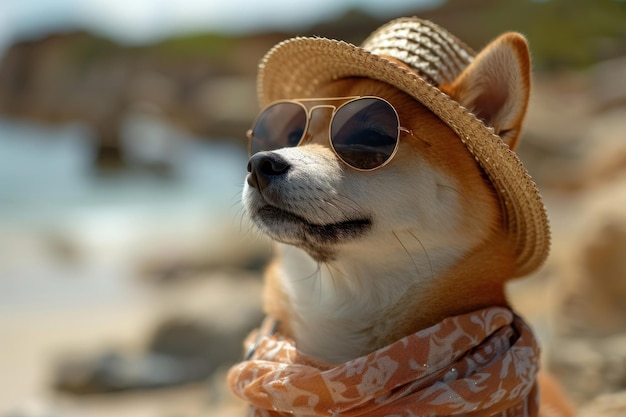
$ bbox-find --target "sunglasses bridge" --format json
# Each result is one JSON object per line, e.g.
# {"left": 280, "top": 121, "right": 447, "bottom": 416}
{"left": 246, "top": 96, "right": 424, "bottom": 171}
{"left": 247, "top": 96, "right": 359, "bottom": 140}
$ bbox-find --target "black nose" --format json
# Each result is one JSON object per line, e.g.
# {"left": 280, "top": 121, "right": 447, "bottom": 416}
{"left": 246, "top": 151, "right": 291, "bottom": 191}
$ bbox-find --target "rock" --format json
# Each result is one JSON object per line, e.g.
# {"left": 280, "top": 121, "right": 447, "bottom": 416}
{"left": 592, "top": 56, "right": 626, "bottom": 111}
{"left": 580, "top": 390, "right": 626, "bottom": 417}
{"left": 53, "top": 274, "right": 264, "bottom": 395}
{"left": 551, "top": 183, "right": 626, "bottom": 339}
{"left": 547, "top": 182, "right": 626, "bottom": 403}
{"left": 548, "top": 335, "right": 626, "bottom": 405}
{"left": 53, "top": 350, "right": 215, "bottom": 394}
{"left": 53, "top": 309, "right": 263, "bottom": 395}
{"left": 520, "top": 72, "right": 626, "bottom": 192}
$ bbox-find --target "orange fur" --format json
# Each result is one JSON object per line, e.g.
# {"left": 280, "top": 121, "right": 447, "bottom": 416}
{"left": 246, "top": 33, "right": 574, "bottom": 416}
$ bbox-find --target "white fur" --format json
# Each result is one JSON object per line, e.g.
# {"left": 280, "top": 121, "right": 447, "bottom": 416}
{"left": 243, "top": 143, "right": 479, "bottom": 362}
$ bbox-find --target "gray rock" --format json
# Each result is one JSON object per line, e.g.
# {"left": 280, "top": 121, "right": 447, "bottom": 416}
{"left": 580, "top": 390, "right": 626, "bottom": 417}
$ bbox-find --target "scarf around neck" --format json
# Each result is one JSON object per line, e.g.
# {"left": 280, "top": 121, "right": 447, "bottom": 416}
{"left": 227, "top": 307, "right": 540, "bottom": 417}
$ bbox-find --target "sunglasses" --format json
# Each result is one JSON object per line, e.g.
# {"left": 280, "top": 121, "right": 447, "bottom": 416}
{"left": 246, "top": 96, "right": 417, "bottom": 171}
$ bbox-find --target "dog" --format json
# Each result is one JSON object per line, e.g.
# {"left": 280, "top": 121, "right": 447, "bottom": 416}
{"left": 228, "top": 17, "right": 574, "bottom": 417}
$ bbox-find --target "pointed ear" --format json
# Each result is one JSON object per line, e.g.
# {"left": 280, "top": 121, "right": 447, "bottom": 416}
{"left": 440, "top": 33, "right": 531, "bottom": 149}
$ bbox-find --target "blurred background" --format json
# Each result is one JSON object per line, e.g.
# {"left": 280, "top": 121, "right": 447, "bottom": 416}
{"left": 0, "top": 0, "right": 625, "bottom": 416}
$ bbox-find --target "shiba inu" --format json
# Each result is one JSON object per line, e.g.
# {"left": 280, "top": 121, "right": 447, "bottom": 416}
{"left": 229, "top": 17, "right": 574, "bottom": 417}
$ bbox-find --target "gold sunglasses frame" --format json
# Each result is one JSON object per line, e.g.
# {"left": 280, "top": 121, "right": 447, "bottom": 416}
{"left": 246, "top": 96, "right": 417, "bottom": 172}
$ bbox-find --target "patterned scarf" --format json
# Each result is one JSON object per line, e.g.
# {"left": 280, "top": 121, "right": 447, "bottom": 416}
{"left": 227, "top": 307, "right": 540, "bottom": 417}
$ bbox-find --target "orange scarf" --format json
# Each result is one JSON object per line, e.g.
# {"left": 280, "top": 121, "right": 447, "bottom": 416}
{"left": 228, "top": 307, "right": 539, "bottom": 417}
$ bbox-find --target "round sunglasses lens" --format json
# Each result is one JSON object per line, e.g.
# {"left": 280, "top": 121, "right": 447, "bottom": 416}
{"left": 330, "top": 98, "right": 399, "bottom": 170}
{"left": 249, "top": 102, "right": 307, "bottom": 155}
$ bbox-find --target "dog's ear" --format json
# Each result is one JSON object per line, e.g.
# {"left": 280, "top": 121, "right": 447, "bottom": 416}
{"left": 441, "top": 33, "right": 531, "bottom": 150}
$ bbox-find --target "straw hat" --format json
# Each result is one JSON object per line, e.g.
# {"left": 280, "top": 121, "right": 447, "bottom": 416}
{"left": 256, "top": 17, "right": 550, "bottom": 277}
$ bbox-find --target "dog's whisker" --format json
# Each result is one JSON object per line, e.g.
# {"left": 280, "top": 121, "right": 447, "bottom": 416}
{"left": 331, "top": 193, "right": 362, "bottom": 214}
{"left": 229, "top": 188, "right": 244, "bottom": 205}
{"left": 407, "top": 230, "right": 434, "bottom": 281}
{"left": 234, "top": 203, "right": 252, "bottom": 237}
{"left": 311, "top": 200, "right": 337, "bottom": 224}
{"left": 321, "top": 262, "right": 342, "bottom": 293}
{"left": 232, "top": 202, "right": 247, "bottom": 231}
{"left": 317, "top": 265, "right": 324, "bottom": 302}
{"left": 315, "top": 188, "right": 361, "bottom": 212}
{"left": 238, "top": 223, "right": 255, "bottom": 241}
{"left": 300, "top": 191, "right": 358, "bottom": 225}
{"left": 238, "top": 211, "right": 248, "bottom": 235}
{"left": 392, "top": 230, "right": 423, "bottom": 280}
{"left": 291, "top": 263, "right": 321, "bottom": 284}
{"left": 237, "top": 215, "right": 267, "bottom": 243}
{"left": 321, "top": 196, "right": 364, "bottom": 223}
{"left": 308, "top": 263, "right": 324, "bottom": 303}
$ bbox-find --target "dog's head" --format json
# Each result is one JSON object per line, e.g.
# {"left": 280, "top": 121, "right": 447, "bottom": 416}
{"left": 243, "top": 33, "right": 530, "bottom": 280}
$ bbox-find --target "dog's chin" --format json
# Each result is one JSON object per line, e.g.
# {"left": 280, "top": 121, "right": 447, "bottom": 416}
{"left": 251, "top": 204, "right": 372, "bottom": 262}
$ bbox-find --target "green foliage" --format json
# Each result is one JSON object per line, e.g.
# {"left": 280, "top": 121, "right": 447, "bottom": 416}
{"left": 457, "top": 0, "right": 626, "bottom": 69}
{"left": 14, "top": 0, "right": 625, "bottom": 72}
{"left": 151, "top": 33, "right": 239, "bottom": 59}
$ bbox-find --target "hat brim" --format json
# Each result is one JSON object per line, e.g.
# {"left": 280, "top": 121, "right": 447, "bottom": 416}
{"left": 257, "top": 37, "right": 550, "bottom": 277}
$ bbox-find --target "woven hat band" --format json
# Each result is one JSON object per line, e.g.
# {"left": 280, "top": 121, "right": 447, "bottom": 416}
{"left": 361, "top": 18, "right": 475, "bottom": 86}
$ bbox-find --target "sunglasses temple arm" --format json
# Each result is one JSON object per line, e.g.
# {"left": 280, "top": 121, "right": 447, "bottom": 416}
{"left": 400, "top": 127, "right": 431, "bottom": 147}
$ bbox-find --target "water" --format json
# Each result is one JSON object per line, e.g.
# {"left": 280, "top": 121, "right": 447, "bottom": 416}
{"left": 0, "top": 117, "right": 248, "bottom": 221}
{"left": 0, "top": 117, "right": 250, "bottom": 310}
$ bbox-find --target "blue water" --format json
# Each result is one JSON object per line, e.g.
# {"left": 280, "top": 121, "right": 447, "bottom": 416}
{"left": 0, "top": 118, "right": 249, "bottom": 224}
